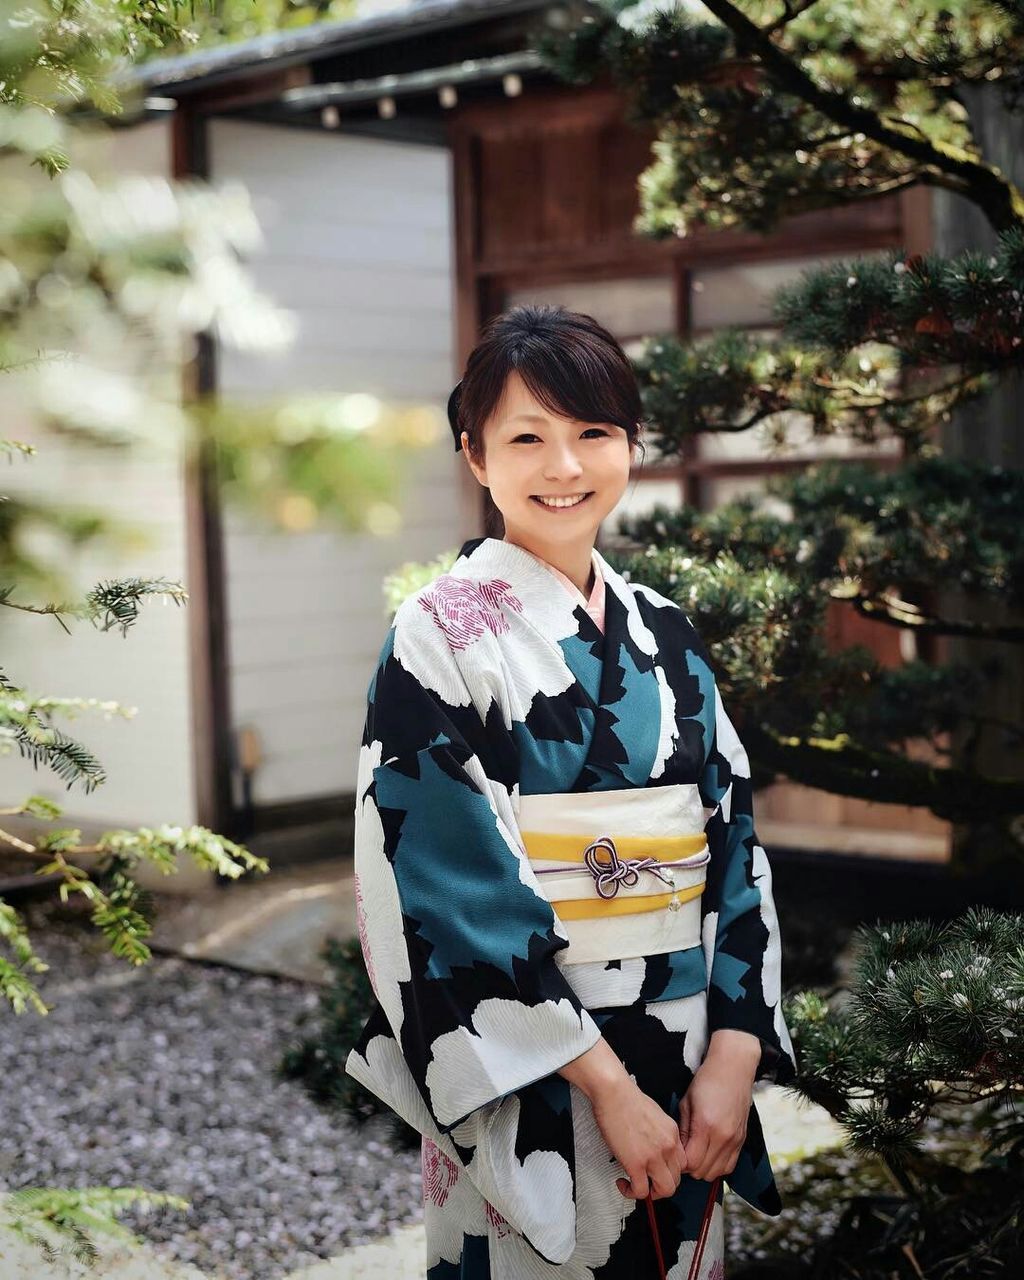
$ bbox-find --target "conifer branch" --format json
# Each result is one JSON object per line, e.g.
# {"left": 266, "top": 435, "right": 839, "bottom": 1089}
{"left": 852, "top": 593, "right": 1024, "bottom": 641}
{"left": 699, "top": 0, "right": 1024, "bottom": 230}
{"left": 0, "top": 578, "right": 189, "bottom": 638}
{"left": 3, "top": 1186, "right": 191, "bottom": 1265}
{"left": 764, "top": 0, "right": 822, "bottom": 37}
{"left": 745, "top": 721, "right": 1024, "bottom": 821}
{"left": 0, "top": 821, "right": 269, "bottom": 1013}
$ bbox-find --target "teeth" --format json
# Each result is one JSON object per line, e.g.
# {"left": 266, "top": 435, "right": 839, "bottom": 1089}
{"left": 536, "top": 493, "right": 589, "bottom": 508}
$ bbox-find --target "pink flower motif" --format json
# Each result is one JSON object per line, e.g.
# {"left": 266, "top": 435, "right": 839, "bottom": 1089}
{"left": 419, "top": 576, "right": 523, "bottom": 652}
{"left": 353, "top": 871, "right": 377, "bottom": 1000}
{"left": 484, "top": 1199, "right": 513, "bottom": 1238}
{"left": 422, "top": 1136, "right": 460, "bottom": 1208}
{"left": 706, "top": 1259, "right": 725, "bottom": 1280}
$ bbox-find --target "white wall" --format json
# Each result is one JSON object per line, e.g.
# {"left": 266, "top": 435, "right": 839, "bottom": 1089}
{"left": 209, "top": 120, "right": 468, "bottom": 804}
{"left": 0, "top": 118, "right": 198, "bottom": 832}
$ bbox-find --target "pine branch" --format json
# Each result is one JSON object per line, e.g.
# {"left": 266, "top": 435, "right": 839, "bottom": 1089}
{"left": 0, "top": 681, "right": 109, "bottom": 793}
{"left": 0, "top": 439, "right": 36, "bottom": 459}
{"left": 698, "top": 0, "right": 1024, "bottom": 230}
{"left": 764, "top": 0, "right": 823, "bottom": 37}
{"left": 1, "top": 720, "right": 108, "bottom": 792}
{"left": 852, "top": 592, "right": 1024, "bottom": 642}
{"left": 772, "top": 231, "right": 1024, "bottom": 369}
{"left": 745, "top": 719, "right": 1024, "bottom": 822}
{"left": 786, "top": 907, "right": 1024, "bottom": 1171}
{"left": 0, "top": 899, "right": 50, "bottom": 1015}
{"left": 631, "top": 322, "right": 996, "bottom": 452}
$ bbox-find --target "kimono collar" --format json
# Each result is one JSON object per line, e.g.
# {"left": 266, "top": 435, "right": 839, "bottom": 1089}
{"left": 449, "top": 535, "right": 657, "bottom": 659}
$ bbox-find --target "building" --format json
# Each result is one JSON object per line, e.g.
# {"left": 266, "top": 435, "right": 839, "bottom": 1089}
{"left": 2, "top": 0, "right": 953, "bottom": 889}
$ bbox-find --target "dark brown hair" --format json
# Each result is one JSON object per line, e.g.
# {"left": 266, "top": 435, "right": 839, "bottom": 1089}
{"left": 451, "top": 304, "right": 646, "bottom": 463}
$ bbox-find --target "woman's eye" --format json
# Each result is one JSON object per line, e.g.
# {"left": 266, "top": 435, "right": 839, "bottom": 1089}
{"left": 512, "top": 429, "right": 608, "bottom": 443}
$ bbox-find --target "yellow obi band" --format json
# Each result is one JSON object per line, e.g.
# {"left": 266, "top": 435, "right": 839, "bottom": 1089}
{"left": 547, "top": 883, "right": 705, "bottom": 921}
{"left": 516, "top": 783, "right": 712, "bottom": 966}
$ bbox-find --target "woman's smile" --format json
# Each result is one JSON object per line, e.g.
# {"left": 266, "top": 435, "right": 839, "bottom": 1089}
{"left": 530, "top": 492, "right": 594, "bottom": 510}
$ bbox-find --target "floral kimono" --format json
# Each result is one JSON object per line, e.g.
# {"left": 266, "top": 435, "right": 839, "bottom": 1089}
{"left": 346, "top": 535, "right": 797, "bottom": 1279}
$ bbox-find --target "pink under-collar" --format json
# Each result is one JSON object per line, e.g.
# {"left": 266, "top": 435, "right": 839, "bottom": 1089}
{"left": 542, "top": 555, "right": 606, "bottom": 634}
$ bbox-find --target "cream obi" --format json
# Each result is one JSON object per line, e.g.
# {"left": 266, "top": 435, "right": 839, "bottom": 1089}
{"left": 517, "top": 783, "right": 711, "bottom": 966}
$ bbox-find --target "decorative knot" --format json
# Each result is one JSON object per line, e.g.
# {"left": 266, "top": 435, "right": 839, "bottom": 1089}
{"left": 582, "top": 835, "right": 673, "bottom": 899}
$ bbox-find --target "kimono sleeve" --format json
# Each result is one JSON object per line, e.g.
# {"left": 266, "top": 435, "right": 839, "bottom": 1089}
{"left": 699, "top": 679, "right": 798, "bottom": 1086}
{"left": 351, "top": 593, "right": 603, "bottom": 1137}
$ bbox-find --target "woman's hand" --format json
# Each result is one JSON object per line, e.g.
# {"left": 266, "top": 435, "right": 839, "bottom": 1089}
{"left": 677, "top": 1029, "right": 761, "bottom": 1181}
{"left": 559, "top": 1035, "right": 686, "bottom": 1201}
{"left": 591, "top": 1075, "right": 688, "bottom": 1202}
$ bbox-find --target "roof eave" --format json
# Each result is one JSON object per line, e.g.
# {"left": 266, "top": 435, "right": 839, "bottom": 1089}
{"left": 117, "top": 0, "right": 564, "bottom": 98}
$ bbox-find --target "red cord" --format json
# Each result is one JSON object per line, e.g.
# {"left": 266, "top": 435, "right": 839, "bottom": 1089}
{"left": 645, "top": 1192, "right": 668, "bottom": 1279}
{"left": 645, "top": 1176, "right": 721, "bottom": 1280}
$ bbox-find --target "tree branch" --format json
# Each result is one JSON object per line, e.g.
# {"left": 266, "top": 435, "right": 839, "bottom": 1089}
{"left": 852, "top": 593, "right": 1024, "bottom": 642}
{"left": 764, "top": 0, "right": 823, "bottom": 37}
{"left": 698, "top": 0, "right": 1024, "bottom": 231}
{"left": 745, "top": 721, "right": 1024, "bottom": 822}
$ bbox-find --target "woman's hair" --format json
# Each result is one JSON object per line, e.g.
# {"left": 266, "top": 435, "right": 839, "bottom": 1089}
{"left": 452, "top": 304, "right": 646, "bottom": 464}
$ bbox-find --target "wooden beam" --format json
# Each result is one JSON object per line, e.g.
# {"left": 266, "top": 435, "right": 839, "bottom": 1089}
{"left": 173, "top": 103, "right": 235, "bottom": 838}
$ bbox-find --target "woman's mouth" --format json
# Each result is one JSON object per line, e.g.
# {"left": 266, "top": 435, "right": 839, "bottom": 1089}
{"left": 530, "top": 492, "right": 593, "bottom": 511}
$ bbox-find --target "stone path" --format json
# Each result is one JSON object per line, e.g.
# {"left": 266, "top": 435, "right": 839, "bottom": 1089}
{"left": 303, "top": 1085, "right": 845, "bottom": 1279}
{"left": 5, "top": 857, "right": 847, "bottom": 1279}
{"left": 3, "top": 1084, "right": 843, "bottom": 1280}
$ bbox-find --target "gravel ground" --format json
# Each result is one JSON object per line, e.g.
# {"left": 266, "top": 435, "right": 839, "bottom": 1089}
{"left": 1, "top": 906, "right": 422, "bottom": 1280}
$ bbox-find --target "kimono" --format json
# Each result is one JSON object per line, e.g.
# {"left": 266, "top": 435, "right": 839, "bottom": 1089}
{"left": 346, "top": 535, "right": 798, "bottom": 1279}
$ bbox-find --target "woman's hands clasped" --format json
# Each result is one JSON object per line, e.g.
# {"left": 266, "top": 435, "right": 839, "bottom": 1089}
{"left": 559, "top": 1027, "right": 762, "bottom": 1200}
{"left": 591, "top": 1030, "right": 761, "bottom": 1200}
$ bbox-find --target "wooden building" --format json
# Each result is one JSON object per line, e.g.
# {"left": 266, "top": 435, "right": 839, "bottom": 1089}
{"left": 4, "top": 0, "right": 951, "bottom": 882}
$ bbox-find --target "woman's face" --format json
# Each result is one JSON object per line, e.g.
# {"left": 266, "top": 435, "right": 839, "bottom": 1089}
{"left": 460, "top": 370, "right": 636, "bottom": 550}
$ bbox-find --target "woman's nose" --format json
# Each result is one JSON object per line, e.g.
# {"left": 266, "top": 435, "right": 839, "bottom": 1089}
{"left": 543, "top": 445, "right": 585, "bottom": 480}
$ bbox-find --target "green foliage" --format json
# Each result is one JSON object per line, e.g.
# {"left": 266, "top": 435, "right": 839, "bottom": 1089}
{"left": 622, "top": 457, "right": 1024, "bottom": 620}
{"left": 728, "top": 1097, "right": 1024, "bottom": 1279}
{"left": 130, "top": 0, "right": 357, "bottom": 61}
{"left": 538, "top": 1, "right": 1024, "bottom": 235}
{"left": 2, "top": 1185, "right": 190, "bottom": 1268}
{"left": 788, "top": 907, "right": 1024, "bottom": 1148}
{"left": 381, "top": 547, "right": 460, "bottom": 616}
{"left": 772, "top": 228, "right": 1024, "bottom": 369}
{"left": 761, "top": 906, "right": 1024, "bottom": 1277}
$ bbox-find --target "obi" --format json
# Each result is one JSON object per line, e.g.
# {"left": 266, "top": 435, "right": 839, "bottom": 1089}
{"left": 517, "top": 783, "right": 711, "bottom": 966}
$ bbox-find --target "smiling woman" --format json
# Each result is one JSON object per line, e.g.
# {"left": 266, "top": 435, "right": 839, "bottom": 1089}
{"left": 347, "top": 305, "right": 796, "bottom": 1280}
{"left": 451, "top": 306, "right": 647, "bottom": 598}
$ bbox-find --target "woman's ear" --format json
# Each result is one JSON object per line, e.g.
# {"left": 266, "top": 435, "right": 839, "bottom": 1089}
{"left": 461, "top": 430, "right": 488, "bottom": 487}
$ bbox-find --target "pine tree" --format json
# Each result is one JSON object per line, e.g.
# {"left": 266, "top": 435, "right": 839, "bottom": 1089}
{"left": 536, "top": 0, "right": 1024, "bottom": 873}
{"left": 527, "top": 6, "right": 1024, "bottom": 1271}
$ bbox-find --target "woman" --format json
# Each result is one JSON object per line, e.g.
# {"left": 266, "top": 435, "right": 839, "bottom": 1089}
{"left": 346, "top": 305, "right": 797, "bottom": 1279}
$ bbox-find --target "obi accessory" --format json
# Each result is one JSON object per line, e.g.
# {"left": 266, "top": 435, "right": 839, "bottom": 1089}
{"left": 517, "top": 783, "right": 711, "bottom": 966}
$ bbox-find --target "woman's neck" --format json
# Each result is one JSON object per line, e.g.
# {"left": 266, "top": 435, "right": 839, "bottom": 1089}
{"left": 501, "top": 533, "right": 595, "bottom": 597}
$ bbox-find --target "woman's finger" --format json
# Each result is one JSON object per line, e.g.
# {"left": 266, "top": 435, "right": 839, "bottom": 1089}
{"left": 677, "top": 1095, "right": 691, "bottom": 1143}
{"left": 618, "top": 1166, "right": 650, "bottom": 1200}
{"left": 648, "top": 1157, "right": 677, "bottom": 1200}
{"left": 692, "top": 1135, "right": 739, "bottom": 1182}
